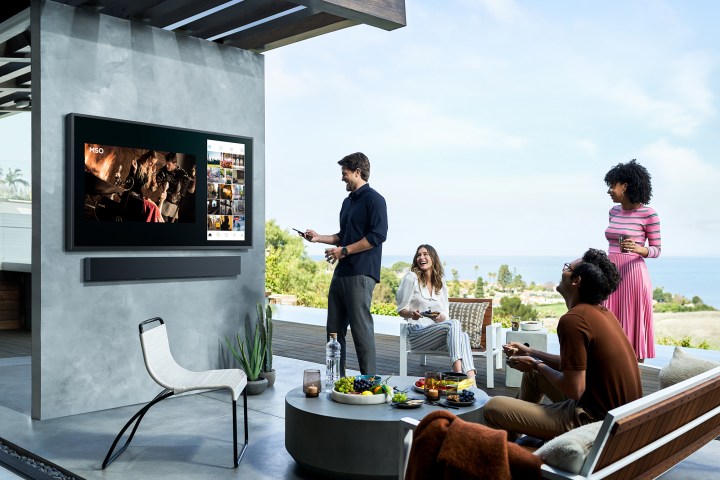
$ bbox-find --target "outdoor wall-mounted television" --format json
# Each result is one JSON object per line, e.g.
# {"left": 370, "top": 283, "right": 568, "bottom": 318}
{"left": 66, "top": 113, "right": 252, "bottom": 250}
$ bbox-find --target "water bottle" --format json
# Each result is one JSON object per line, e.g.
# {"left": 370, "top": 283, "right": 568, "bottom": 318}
{"left": 325, "top": 333, "right": 341, "bottom": 389}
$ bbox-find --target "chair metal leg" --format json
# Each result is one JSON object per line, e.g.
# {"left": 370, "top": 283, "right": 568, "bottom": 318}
{"left": 102, "top": 389, "right": 174, "bottom": 469}
{"left": 232, "top": 387, "right": 249, "bottom": 467}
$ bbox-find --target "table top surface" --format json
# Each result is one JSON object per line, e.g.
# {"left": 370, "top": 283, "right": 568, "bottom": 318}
{"left": 285, "top": 375, "right": 488, "bottom": 422}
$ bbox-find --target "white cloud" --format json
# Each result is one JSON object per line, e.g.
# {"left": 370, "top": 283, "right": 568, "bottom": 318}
{"left": 638, "top": 140, "right": 720, "bottom": 256}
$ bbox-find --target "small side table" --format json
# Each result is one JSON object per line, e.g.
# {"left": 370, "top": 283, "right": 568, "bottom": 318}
{"left": 505, "top": 328, "right": 548, "bottom": 387}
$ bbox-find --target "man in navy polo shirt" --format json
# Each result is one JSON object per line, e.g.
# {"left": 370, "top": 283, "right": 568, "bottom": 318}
{"left": 303, "top": 152, "right": 388, "bottom": 376}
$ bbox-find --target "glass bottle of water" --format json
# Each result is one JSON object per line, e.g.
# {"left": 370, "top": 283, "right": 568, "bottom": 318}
{"left": 325, "top": 333, "right": 341, "bottom": 390}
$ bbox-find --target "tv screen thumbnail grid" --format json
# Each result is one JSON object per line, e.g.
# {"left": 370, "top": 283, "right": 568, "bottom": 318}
{"left": 206, "top": 139, "right": 245, "bottom": 241}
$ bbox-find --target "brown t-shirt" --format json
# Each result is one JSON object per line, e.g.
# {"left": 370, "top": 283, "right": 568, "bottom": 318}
{"left": 558, "top": 304, "right": 642, "bottom": 419}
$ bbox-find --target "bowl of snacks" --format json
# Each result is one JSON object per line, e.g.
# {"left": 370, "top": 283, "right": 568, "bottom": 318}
{"left": 330, "top": 376, "right": 393, "bottom": 405}
{"left": 520, "top": 321, "right": 542, "bottom": 331}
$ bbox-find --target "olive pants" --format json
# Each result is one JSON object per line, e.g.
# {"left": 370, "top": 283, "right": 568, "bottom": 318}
{"left": 483, "top": 369, "right": 597, "bottom": 441}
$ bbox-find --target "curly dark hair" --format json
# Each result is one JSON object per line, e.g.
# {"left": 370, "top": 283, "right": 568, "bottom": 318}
{"left": 604, "top": 159, "right": 653, "bottom": 204}
{"left": 338, "top": 152, "right": 370, "bottom": 181}
{"left": 572, "top": 248, "right": 622, "bottom": 304}
{"left": 410, "top": 244, "right": 445, "bottom": 295}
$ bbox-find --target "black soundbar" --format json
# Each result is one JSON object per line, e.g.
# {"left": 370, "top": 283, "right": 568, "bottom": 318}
{"left": 83, "top": 256, "right": 241, "bottom": 282}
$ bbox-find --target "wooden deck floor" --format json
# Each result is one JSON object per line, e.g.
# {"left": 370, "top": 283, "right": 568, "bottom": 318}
{"left": 0, "top": 321, "right": 661, "bottom": 396}
{"left": 276, "top": 319, "right": 521, "bottom": 396}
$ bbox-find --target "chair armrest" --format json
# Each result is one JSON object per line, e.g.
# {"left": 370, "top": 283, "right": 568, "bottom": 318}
{"left": 399, "top": 320, "right": 409, "bottom": 376}
{"left": 639, "top": 363, "right": 662, "bottom": 375}
{"left": 399, "top": 417, "right": 421, "bottom": 480}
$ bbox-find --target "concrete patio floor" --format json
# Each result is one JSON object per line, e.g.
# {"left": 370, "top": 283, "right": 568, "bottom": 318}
{"left": 0, "top": 353, "right": 718, "bottom": 479}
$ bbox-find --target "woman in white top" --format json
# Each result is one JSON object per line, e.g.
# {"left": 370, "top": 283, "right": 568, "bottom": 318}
{"left": 396, "top": 244, "right": 476, "bottom": 378}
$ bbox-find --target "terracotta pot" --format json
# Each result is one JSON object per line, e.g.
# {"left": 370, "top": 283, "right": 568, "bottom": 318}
{"left": 259, "top": 369, "right": 276, "bottom": 388}
{"left": 245, "top": 377, "right": 268, "bottom": 395}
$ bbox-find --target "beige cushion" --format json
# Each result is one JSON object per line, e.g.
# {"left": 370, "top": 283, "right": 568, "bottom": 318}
{"left": 535, "top": 421, "right": 602, "bottom": 474}
{"left": 659, "top": 346, "right": 720, "bottom": 389}
{"left": 448, "top": 301, "right": 488, "bottom": 349}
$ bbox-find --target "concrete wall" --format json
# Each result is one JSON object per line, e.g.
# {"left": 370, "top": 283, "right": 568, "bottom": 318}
{"left": 32, "top": 1, "right": 265, "bottom": 419}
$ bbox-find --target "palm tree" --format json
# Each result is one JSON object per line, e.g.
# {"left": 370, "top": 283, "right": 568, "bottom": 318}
{"left": 3, "top": 168, "right": 29, "bottom": 196}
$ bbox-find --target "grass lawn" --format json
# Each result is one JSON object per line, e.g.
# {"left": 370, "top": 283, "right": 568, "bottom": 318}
{"left": 534, "top": 303, "right": 566, "bottom": 318}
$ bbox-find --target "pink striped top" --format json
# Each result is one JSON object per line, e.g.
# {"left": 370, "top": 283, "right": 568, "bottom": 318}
{"left": 605, "top": 205, "right": 661, "bottom": 258}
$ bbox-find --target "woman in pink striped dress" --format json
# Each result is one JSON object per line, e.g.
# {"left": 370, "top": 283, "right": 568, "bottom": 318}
{"left": 603, "top": 160, "right": 661, "bottom": 361}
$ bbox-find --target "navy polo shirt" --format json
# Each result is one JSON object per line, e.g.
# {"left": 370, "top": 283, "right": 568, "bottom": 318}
{"left": 334, "top": 183, "right": 388, "bottom": 283}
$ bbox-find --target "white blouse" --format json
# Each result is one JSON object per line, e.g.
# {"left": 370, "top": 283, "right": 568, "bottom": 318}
{"left": 395, "top": 272, "right": 449, "bottom": 327}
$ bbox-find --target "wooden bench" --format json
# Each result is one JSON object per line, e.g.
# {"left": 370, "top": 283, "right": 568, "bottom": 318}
{"left": 400, "top": 365, "right": 720, "bottom": 479}
{"left": 399, "top": 298, "right": 503, "bottom": 388}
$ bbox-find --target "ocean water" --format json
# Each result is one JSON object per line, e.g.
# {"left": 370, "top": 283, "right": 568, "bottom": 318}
{"left": 378, "top": 255, "right": 720, "bottom": 309}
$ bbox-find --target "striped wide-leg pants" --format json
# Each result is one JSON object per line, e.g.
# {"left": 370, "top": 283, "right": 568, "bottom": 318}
{"left": 407, "top": 319, "right": 476, "bottom": 374}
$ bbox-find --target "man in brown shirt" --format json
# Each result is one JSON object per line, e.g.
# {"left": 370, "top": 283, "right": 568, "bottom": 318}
{"left": 483, "top": 249, "right": 642, "bottom": 441}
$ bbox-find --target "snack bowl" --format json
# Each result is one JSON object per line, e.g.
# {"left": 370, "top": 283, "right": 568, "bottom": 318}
{"left": 331, "top": 388, "right": 393, "bottom": 405}
{"left": 520, "top": 321, "right": 542, "bottom": 331}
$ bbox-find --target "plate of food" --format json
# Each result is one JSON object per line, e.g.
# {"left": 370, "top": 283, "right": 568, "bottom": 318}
{"left": 421, "top": 309, "right": 441, "bottom": 318}
{"left": 446, "top": 391, "right": 476, "bottom": 407}
{"left": 413, "top": 377, "right": 474, "bottom": 395}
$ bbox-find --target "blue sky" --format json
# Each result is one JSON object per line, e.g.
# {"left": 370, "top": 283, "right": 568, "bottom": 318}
{"left": 2, "top": 1, "right": 718, "bottom": 258}
{"left": 264, "top": 0, "right": 720, "bottom": 257}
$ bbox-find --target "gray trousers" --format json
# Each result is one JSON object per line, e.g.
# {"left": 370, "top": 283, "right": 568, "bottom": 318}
{"left": 407, "top": 320, "right": 476, "bottom": 375}
{"left": 327, "top": 274, "right": 377, "bottom": 376}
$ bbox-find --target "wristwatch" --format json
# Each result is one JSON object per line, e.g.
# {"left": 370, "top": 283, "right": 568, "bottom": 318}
{"left": 341, "top": 247, "right": 348, "bottom": 257}
{"left": 533, "top": 359, "right": 544, "bottom": 371}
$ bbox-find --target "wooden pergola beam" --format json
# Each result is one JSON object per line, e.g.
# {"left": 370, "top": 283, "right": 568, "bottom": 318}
{"left": 288, "top": 0, "right": 406, "bottom": 30}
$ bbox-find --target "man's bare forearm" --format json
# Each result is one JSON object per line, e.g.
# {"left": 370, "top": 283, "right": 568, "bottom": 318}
{"left": 313, "top": 234, "right": 340, "bottom": 245}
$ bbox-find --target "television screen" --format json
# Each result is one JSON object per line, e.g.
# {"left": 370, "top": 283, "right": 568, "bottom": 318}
{"left": 66, "top": 114, "right": 252, "bottom": 249}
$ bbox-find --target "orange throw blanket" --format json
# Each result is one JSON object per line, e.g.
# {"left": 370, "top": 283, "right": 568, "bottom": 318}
{"left": 405, "top": 411, "right": 542, "bottom": 480}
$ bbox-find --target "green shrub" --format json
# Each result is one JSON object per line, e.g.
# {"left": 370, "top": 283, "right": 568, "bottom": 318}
{"left": 370, "top": 303, "right": 399, "bottom": 316}
{"left": 496, "top": 296, "right": 538, "bottom": 321}
{"left": 656, "top": 336, "right": 712, "bottom": 350}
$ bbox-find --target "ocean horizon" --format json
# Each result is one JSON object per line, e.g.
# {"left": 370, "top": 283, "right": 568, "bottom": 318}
{"left": 312, "top": 254, "right": 720, "bottom": 309}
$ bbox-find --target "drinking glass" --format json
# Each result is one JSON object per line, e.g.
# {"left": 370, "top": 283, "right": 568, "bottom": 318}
{"left": 303, "top": 369, "right": 321, "bottom": 398}
{"left": 444, "top": 376, "right": 460, "bottom": 395}
{"left": 424, "top": 372, "right": 441, "bottom": 401}
{"left": 618, "top": 234, "right": 627, "bottom": 251}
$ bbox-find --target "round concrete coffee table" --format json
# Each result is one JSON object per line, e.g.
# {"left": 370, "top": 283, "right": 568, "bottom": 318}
{"left": 285, "top": 376, "right": 488, "bottom": 480}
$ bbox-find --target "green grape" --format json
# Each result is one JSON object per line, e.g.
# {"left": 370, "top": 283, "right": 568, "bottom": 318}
{"left": 392, "top": 392, "right": 407, "bottom": 403}
{"left": 334, "top": 376, "right": 356, "bottom": 393}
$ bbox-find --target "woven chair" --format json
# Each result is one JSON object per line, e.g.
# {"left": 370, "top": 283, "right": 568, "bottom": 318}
{"left": 102, "top": 317, "right": 248, "bottom": 468}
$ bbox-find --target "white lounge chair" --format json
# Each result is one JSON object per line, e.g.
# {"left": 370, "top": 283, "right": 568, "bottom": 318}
{"left": 102, "top": 317, "right": 248, "bottom": 468}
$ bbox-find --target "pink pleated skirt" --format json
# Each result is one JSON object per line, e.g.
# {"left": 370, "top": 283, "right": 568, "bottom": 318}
{"left": 604, "top": 253, "right": 655, "bottom": 359}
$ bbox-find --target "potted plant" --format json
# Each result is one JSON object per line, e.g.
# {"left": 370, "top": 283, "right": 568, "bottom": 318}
{"left": 257, "top": 303, "right": 275, "bottom": 387}
{"left": 225, "top": 321, "right": 268, "bottom": 395}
